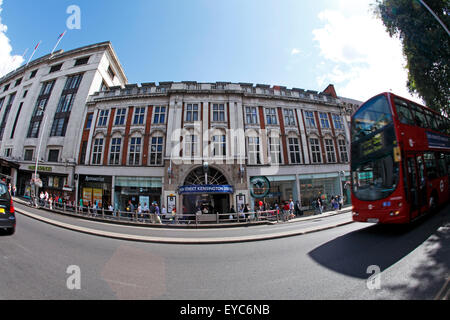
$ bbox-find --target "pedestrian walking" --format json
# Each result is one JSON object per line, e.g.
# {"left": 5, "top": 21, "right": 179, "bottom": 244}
{"left": 155, "top": 202, "right": 162, "bottom": 224}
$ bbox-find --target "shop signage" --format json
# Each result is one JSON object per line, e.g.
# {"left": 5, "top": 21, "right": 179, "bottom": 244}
{"left": 28, "top": 165, "right": 52, "bottom": 172}
{"left": 178, "top": 185, "right": 234, "bottom": 194}
{"left": 249, "top": 176, "right": 270, "bottom": 198}
{"left": 84, "top": 176, "right": 106, "bottom": 182}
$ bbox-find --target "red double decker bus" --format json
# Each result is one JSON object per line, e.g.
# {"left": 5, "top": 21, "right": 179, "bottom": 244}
{"left": 350, "top": 92, "right": 450, "bottom": 224}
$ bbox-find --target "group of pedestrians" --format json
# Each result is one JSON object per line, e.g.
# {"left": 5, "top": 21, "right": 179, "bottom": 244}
{"left": 7, "top": 183, "right": 16, "bottom": 197}
{"left": 126, "top": 200, "right": 177, "bottom": 224}
{"left": 313, "top": 195, "right": 344, "bottom": 215}
{"left": 38, "top": 191, "right": 67, "bottom": 210}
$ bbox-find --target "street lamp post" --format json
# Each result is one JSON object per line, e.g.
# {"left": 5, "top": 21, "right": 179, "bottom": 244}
{"left": 34, "top": 109, "right": 48, "bottom": 206}
{"left": 418, "top": 0, "right": 450, "bottom": 37}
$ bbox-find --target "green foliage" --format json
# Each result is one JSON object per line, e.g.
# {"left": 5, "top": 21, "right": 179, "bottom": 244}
{"left": 375, "top": 0, "right": 450, "bottom": 115}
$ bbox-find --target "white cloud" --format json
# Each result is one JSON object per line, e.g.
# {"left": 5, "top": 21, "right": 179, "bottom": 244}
{"left": 291, "top": 48, "right": 301, "bottom": 55}
{"left": 313, "top": 0, "right": 422, "bottom": 103}
{"left": 0, "top": 0, "right": 24, "bottom": 78}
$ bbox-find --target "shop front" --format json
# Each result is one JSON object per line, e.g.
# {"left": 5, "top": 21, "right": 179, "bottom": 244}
{"left": 249, "top": 175, "right": 299, "bottom": 210}
{"left": 299, "top": 172, "right": 351, "bottom": 211}
{"left": 114, "top": 177, "right": 162, "bottom": 212}
{"left": 79, "top": 175, "right": 112, "bottom": 208}
{"left": 18, "top": 164, "right": 73, "bottom": 201}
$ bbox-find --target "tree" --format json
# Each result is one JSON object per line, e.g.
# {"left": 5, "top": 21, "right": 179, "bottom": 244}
{"left": 375, "top": 0, "right": 449, "bottom": 115}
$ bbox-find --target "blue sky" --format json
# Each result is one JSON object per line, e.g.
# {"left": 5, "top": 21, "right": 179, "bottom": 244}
{"left": 0, "top": 0, "right": 422, "bottom": 103}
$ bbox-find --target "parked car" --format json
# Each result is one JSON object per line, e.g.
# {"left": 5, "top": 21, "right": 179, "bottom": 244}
{"left": 0, "top": 181, "right": 15, "bottom": 235}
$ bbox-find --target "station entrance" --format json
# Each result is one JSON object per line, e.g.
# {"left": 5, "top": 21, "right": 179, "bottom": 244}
{"left": 181, "top": 167, "right": 232, "bottom": 217}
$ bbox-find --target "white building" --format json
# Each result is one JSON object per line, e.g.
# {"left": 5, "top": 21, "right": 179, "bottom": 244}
{"left": 0, "top": 42, "right": 127, "bottom": 198}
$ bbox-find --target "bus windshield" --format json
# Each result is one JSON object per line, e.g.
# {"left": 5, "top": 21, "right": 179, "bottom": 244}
{"left": 351, "top": 94, "right": 399, "bottom": 201}
{"left": 351, "top": 95, "right": 393, "bottom": 142}
{"left": 351, "top": 152, "right": 399, "bottom": 201}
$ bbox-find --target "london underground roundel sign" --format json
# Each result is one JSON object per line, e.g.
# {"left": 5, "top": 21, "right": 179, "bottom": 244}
{"left": 250, "top": 176, "right": 271, "bottom": 198}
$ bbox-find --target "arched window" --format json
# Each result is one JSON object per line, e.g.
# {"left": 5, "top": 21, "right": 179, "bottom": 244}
{"left": 246, "top": 130, "right": 261, "bottom": 165}
{"left": 183, "top": 130, "right": 199, "bottom": 158}
{"left": 324, "top": 136, "right": 336, "bottom": 163}
{"left": 288, "top": 134, "right": 302, "bottom": 164}
{"left": 91, "top": 134, "right": 104, "bottom": 165}
{"left": 268, "top": 130, "right": 282, "bottom": 164}
{"left": 109, "top": 133, "right": 122, "bottom": 165}
{"left": 149, "top": 132, "right": 164, "bottom": 165}
{"left": 337, "top": 136, "right": 349, "bottom": 163}
{"left": 128, "top": 133, "right": 142, "bottom": 166}
{"left": 309, "top": 135, "right": 322, "bottom": 164}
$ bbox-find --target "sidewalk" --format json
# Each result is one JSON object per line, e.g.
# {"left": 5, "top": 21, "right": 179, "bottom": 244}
{"left": 13, "top": 196, "right": 352, "bottom": 229}
{"left": 13, "top": 198, "right": 355, "bottom": 244}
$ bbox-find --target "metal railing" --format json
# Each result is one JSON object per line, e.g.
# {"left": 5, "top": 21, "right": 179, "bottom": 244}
{"left": 23, "top": 198, "right": 295, "bottom": 226}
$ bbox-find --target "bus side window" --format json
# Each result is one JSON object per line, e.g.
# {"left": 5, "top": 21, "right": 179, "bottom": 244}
{"left": 424, "top": 110, "right": 439, "bottom": 131}
{"left": 446, "top": 154, "right": 450, "bottom": 176}
{"left": 394, "top": 99, "right": 415, "bottom": 125}
{"left": 437, "top": 153, "right": 447, "bottom": 176}
{"left": 424, "top": 152, "right": 438, "bottom": 180}
{"left": 412, "top": 105, "right": 428, "bottom": 128}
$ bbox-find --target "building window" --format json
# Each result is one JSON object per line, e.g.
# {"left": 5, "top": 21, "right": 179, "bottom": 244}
{"left": 310, "top": 138, "right": 322, "bottom": 163}
{"left": 133, "top": 107, "right": 145, "bottom": 125}
{"left": 15, "top": 78, "right": 22, "bottom": 87}
{"left": 100, "top": 81, "right": 109, "bottom": 92}
{"left": 212, "top": 135, "right": 226, "bottom": 157}
{"left": 319, "top": 113, "right": 330, "bottom": 129}
{"left": 128, "top": 137, "right": 142, "bottom": 165}
{"left": 41, "top": 81, "right": 55, "bottom": 96}
{"left": 305, "top": 111, "right": 316, "bottom": 128}
{"left": 74, "top": 56, "right": 90, "bottom": 66}
{"left": 80, "top": 141, "right": 87, "bottom": 165}
{"left": 56, "top": 93, "right": 75, "bottom": 113}
{"left": 30, "top": 70, "right": 38, "bottom": 79}
{"left": 3, "top": 84, "right": 10, "bottom": 92}
{"left": 185, "top": 104, "right": 199, "bottom": 122}
{"left": 97, "top": 110, "right": 109, "bottom": 127}
{"left": 50, "top": 118, "right": 68, "bottom": 136}
{"left": 23, "top": 90, "right": 28, "bottom": 98}
{"left": 85, "top": 114, "right": 93, "bottom": 129}
{"left": 48, "top": 149, "right": 59, "bottom": 162}
{"left": 107, "top": 66, "right": 115, "bottom": 80}
{"left": 109, "top": 137, "right": 122, "bottom": 165}
{"left": 268, "top": 136, "right": 281, "bottom": 164}
{"left": 64, "top": 74, "right": 83, "bottom": 91}
{"left": 4, "top": 148, "right": 12, "bottom": 157}
{"left": 265, "top": 108, "right": 277, "bottom": 125}
{"left": 10, "top": 102, "right": 23, "bottom": 139}
{"left": 284, "top": 109, "right": 296, "bottom": 126}
{"left": 325, "top": 139, "right": 336, "bottom": 163}
{"left": 184, "top": 134, "right": 198, "bottom": 157}
{"left": 212, "top": 104, "right": 225, "bottom": 122}
{"left": 248, "top": 137, "right": 261, "bottom": 165}
{"left": 49, "top": 63, "right": 63, "bottom": 73}
{"left": 115, "top": 108, "right": 126, "bottom": 126}
{"left": 92, "top": 138, "right": 104, "bottom": 165}
{"left": 0, "top": 93, "right": 16, "bottom": 141}
{"left": 288, "top": 137, "right": 302, "bottom": 164}
{"left": 245, "top": 106, "right": 258, "bottom": 124}
{"left": 27, "top": 81, "right": 55, "bottom": 138}
{"left": 338, "top": 139, "right": 348, "bottom": 163}
{"left": 149, "top": 136, "right": 164, "bottom": 165}
{"left": 153, "top": 106, "right": 166, "bottom": 124}
{"left": 28, "top": 121, "right": 40, "bottom": 138}
{"left": 332, "top": 114, "right": 344, "bottom": 130}
{"left": 0, "top": 97, "right": 5, "bottom": 111}
{"left": 24, "top": 149, "right": 34, "bottom": 161}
